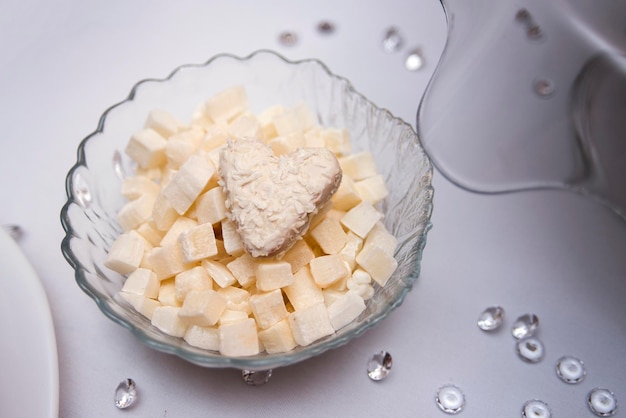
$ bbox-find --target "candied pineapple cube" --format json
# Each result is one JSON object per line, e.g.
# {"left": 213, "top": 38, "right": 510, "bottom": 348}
{"left": 356, "top": 243, "right": 398, "bottom": 287}
{"left": 146, "top": 243, "right": 193, "bottom": 280}
{"left": 178, "top": 289, "right": 227, "bottom": 327}
{"left": 162, "top": 154, "right": 216, "bottom": 215}
{"left": 202, "top": 259, "right": 237, "bottom": 288}
{"left": 157, "top": 278, "right": 181, "bottom": 307}
{"left": 104, "top": 230, "right": 145, "bottom": 275}
{"left": 310, "top": 217, "right": 348, "bottom": 255}
{"left": 117, "top": 193, "right": 157, "bottom": 232}
{"left": 249, "top": 289, "right": 288, "bottom": 329}
{"left": 121, "top": 268, "right": 159, "bottom": 299}
{"left": 151, "top": 306, "right": 188, "bottom": 337}
{"left": 340, "top": 201, "right": 382, "bottom": 239}
{"left": 178, "top": 223, "right": 218, "bottom": 263}
{"left": 121, "top": 176, "right": 159, "bottom": 200}
{"left": 331, "top": 175, "right": 362, "bottom": 211}
{"left": 338, "top": 151, "right": 378, "bottom": 181}
{"left": 218, "top": 309, "right": 249, "bottom": 325}
{"left": 219, "top": 318, "right": 259, "bottom": 356}
{"left": 183, "top": 325, "right": 220, "bottom": 351}
{"left": 144, "top": 108, "right": 183, "bottom": 139}
{"left": 281, "top": 239, "right": 315, "bottom": 274}
{"left": 255, "top": 260, "right": 294, "bottom": 292}
{"left": 364, "top": 222, "right": 398, "bottom": 255}
{"left": 225, "top": 253, "right": 257, "bottom": 288}
{"left": 117, "top": 292, "right": 161, "bottom": 319}
{"left": 283, "top": 265, "right": 324, "bottom": 311}
{"left": 229, "top": 112, "right": 262, "bottom": 139}
{"left": 309, "top": 254, "right": 350, "bottom": 288}
{"left": 320, "top": 128, "right": 351, "bottom": 155}
{"left": 327, "top": 291, "right": 366, "bottom": 331}
{"left": 204, "top": 85, "right": 248, "bottom": 123}
{"left": 288, "top": 302, "right": 334, "bottom": 346}
{"left": 125, "top": 128, "right": 167, "bottom": 169}
{"left": 258, "top": 319, "right": 297, "bottom": 354}
{"left": 196, "top": 187, "right": 227, "bottom": 225}
{"left": 221, "top": 219, "right": 244, "bottom": 256}
{"left": 152, "top": 192, "right": 179, "bottom": 232}
{"left": 355, "top": 174, "right": 388, "bottom": 204}
{"left": 159, "top": 216, "right": 197, "bottom": 246}
{"left": 136, "top": 221, "right": 165, "bottom": 247}
{"left": 217, "top": 286, "right": 251, "bottom": 314}
{"left": 174, "top": 266, "right": 213, "bottom": 302}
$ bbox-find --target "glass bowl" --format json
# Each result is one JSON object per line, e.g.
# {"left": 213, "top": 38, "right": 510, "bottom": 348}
{"left": 60, "top": 50, "right": 434, "bottom": 370}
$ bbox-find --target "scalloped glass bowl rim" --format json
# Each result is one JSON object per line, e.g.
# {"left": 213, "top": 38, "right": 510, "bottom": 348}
{"left": 60, "top": 49, "right": 434, "bottom": 370}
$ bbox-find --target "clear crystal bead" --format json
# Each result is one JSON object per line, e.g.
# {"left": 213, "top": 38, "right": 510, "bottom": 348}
{"left": 512, "top": 313, "right": 539, "bottom": 339}
{"left": 435, "top": 384, "right": 465, "bottom": 414}
{"left": 556, "top": 355, "right": 586, "bottom": 384}
{"left": 241, "top": 369, "right": 272, "bottom": 386}
{"left": 382, "top": 27, "right": 403, "bottom": 53}
{"left": 516, "top": 337, "right": 545, "bottom": 363}
{"left": 477, "top": 306, "right": 505, "bottom": 331}
{"left": 316, "top": 21, "right": 335, "bottom": 35}
{"left": 534, "top": 79, "right": 556, "bottom": 97}
{"left": 405, "top": 49, "right": 425, "bottom": 71}
{"left": 367, "top": 351, "right": 392, "bottom": 381}
{"left": 114, "top": 378, "right": 137, "bottom": 409}
{"left": 522, "top": 399, "right": 552, "bottom": 418}
{"left": 278, "top": 31, "right": 298, "bottom": 47}
{"left": 588, "top": 388, "right": 618, "bottom": 417}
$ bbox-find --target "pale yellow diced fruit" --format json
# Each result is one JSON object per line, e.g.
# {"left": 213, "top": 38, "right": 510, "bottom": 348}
{"left": 117, "top": 193, "right": 157, "bottom": 232}
{"left": 293, "top": 102, "right": 316, "bottom": 131}
{"left": 117, "top": 292, "right": 161, "bottom": 319}
{"left": 218, "top": 309, "right": 249, "bottom": 325}
{"left": 178, "top": 223, "right": 218, "bottom": 263}
{"left": 121, "top": 176, "right": 160, "bottom": 200}
{"left": 356, "top": 243, "right": 398, "bottom": 287}
{"left": 121, "top": 267, "right": 159, "bottom": 298}
{"left": 288, "top": 302, "right": 334, "bottom": 346}
{"left": 219, "top": 318, "right": 259, "bottom": 357}
{"left": 255, "top": 260, "right": 294, "bottom": 292}
{"left": 327, "top": 291, "right": 366, "bottom": 331}
{"left": 184, "top": 202, "right": 198, "bottom": 220}
{"left": 339, "top": 232, "right": 363, "bottom": 271}
{"left": 308, "top": 200, "right": 333, "bottom": 230}
{"left": 205, "top": 147, "right": 223, "bottom": 174}
{"left": 320, "top": 128, "right": 351, "bottom": 155}
{"left": 364, "top": 222, "right": 398, "bottom": 255}
{"left": 191, "top": 102, "right": 212, "bottom": 129}
{"left": 355, "top": 174, "right": 388, "bottom": 205}
{"left": 309, "top": 254, "right": 351, "bottom": 288}
{"left": 338, "top": 151, "right": 378, "bottom": 181}
{"left": 183, "top": 325, "right": 220, "bottom": 351}
{"left": 283, "top": 265, "right": 324, "bottom": 311}
{"left": 324, "top": 260, "right": 352, "bottom": 291}
{"left": 273, "top": 109, "right": 303, "bottom": 136}
{"left": 322, "top": 289, "right": 345, "bottom": 307}
{"left": 162, "top": 154, "right": 216, "bottom": 215}
{"left": 125, "top": 128, "right": 167, "bottom": 169}
{"left": 202, "top": 259, "right": 237, "bottom": 288}
{"left": 341, "top": 201, "right": 382, "bottom": 239}
{"left": 269, "top": 132, "right": 305, "bottom": 156}
{"left": 249, "top": 289, "right": 288, "bottom": 329}
{"left": 135, "top": 166, "right": 162, "bottom": 181}
{"left": 144, "top": 109, "right": 183, "bottom": 139}
{"left": 221, "top": 219, "right": 244, "bottom": 256}
{"left": 229, "top": 112, "right": 262, "bottom": 140}
{"left": 325, "top": 209, "right": 346, "bottom": 223}
{"left": 166, "top": 137, "right": 196, "bottom": 169}
{"left": 225, "top": 253, "right": 257, "bottom": 288}
{"left": 257, "top": 104, "right": 285, "bottom": 140}
{"left": 157, "top": 278, "right": 181, "bottom": 307}
{"left": 136, "top": 222, "right": 165, "bottom": 247}
{"left": 104, "top": 230, "right": 145, "bottom": 275}
{"left": 199, "top": 124, "right": 228, "bottom": 153}
{"left": 159, "top": 167, "right": 177, "bottom": 188}
{"left": 303, "top": 127, "right": 326, "bottom": 148}
{"left": 258, "top": 318, "right": 297, "bottom": 354}
{"left": 160, "top": 216, "right": 198, "bottom": 246}
{"left": 152, "top": 192, "right": 179, "bottom": 232}
{"left": 146, "top": 243, "right": 193, "bottom": 280}
{"left": 281, "top": 239, "right": 315, "bottom": 274}
{"left": 174, "top": 266, "right": 213, "bottom": 302}
{"left": 204, "top": 85, "right": 248, "bottom": 123}
{"left": 217, "top": 286, "right": 251, "bottom": 314}
{"left": 196, "top": 187, "right": 227, "bottom": 225}
{"left": 151, "top": 306, "right": 188, "bottom": 337}
{"left": 310, "top": 218, "right": 348, "bottom": 255}
{"left": 331, "top": 175, "right": 362, "bottom": 211}
{"left": 178, "top": 289, "right": 227, "bottom": 327}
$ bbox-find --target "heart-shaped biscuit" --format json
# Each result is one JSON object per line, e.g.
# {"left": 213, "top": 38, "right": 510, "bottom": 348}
{"left": 219, "top": 137, "right": 342, "bottom": 257}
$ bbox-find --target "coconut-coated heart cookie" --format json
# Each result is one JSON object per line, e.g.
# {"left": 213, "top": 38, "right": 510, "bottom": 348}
{"left": 218, "top": 137, "right": 342, "bottom": 257}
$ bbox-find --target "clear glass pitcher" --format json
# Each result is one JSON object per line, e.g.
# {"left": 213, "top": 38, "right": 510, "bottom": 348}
{"left": 417, "top": 0, "right": 626, "bottom": 219}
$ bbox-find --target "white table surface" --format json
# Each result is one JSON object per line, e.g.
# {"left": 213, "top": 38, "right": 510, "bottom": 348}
{"left": 1, "top": 1, "right": 625, "bottom": 416}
